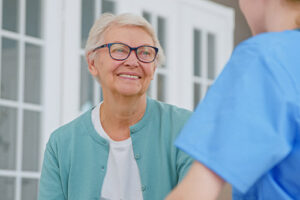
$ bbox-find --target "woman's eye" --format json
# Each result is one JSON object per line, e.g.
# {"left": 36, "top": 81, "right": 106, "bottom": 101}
{"left": 142, "top": 51, "right": 150, "bottom": 55}
{"left": 117, "top": 48, "right": 125, "bottom": 52}
{"left": 115, "top": 48, "right": 125, "bottom": 52}
{"left": 112, "top": 48, "right": 128, "bottom": 54}
{"left": 140, "top": 50, "right": 152, "bottom": 57}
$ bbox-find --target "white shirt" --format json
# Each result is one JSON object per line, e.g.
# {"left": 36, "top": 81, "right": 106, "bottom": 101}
{"left": 91, "top": 103, "right": 144, "bottom": 200}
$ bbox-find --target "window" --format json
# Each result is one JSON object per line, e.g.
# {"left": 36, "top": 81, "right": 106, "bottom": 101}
{"left": 0, "top": 0, "right": 61, "bottom": 199}
{"left": 0, "top": 0, "right": 43, "bottom": 199}
{"left": 192, "top": 29, "right": 215, "bottom": 109}
{"left": 178, "top": 0, "right": 234, "bottom": 110}
{"left": 142, "top": 11, "right": 169, "bottom": 102}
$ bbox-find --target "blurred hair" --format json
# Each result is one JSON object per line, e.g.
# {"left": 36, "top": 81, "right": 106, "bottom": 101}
{"left": 85, "top": 13, "right": 165, "bottom": 66}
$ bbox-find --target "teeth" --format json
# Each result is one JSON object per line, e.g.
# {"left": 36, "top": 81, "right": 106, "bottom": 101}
{"left": 119, "top": 74, "right": 139, "bottom": 79}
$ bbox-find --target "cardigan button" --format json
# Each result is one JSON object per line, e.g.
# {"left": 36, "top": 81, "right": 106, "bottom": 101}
{"left": 134, "top": 153, "right": 141, "bottom": 160}
{"left": 102, "top": 140, "right": 107, "bottom": 145}
{"left": 141, "top": 185, "right": 146, "bottom": 191}
{"left": 101, "top": 166, "right": 105, "bottom": 171}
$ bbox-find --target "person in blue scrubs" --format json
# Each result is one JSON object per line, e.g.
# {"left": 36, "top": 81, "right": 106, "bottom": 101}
{"left": 166, "top": 0, "right": 300, "bottom": 199}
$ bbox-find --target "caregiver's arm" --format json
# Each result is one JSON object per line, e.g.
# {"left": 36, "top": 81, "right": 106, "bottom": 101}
{"left": 166, "top": 161, "right": 225, "bottom": 200}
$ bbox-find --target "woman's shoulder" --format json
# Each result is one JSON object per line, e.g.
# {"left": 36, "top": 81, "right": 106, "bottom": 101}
{"left": 48, "top": 109, "right": 93, "bottom": 144}
{"left": 148, "top": 98, "right": 192, "bottom": 120}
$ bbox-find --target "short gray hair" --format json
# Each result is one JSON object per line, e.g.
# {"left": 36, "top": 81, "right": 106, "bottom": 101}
{"left": 85, "top": 13, "right": 165, "bottom": 66}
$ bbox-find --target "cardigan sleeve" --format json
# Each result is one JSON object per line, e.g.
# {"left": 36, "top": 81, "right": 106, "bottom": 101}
{"left": 38, "top": 141, "right": 66, "bottom": 200}
{"left": 176, "top": 148, "right": 194, "bottom": 182}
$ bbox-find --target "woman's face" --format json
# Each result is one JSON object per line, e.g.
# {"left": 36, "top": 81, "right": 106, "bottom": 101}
{"left": 239, "top": 0, "right": 267, "bottom": 35}
{"left": 90, "top": 25, "right": 156, "bottom": 98}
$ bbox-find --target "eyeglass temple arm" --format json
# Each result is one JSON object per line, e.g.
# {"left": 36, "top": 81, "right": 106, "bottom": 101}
{"left": 93, "top": 44, "right": 108, "bottom": 52}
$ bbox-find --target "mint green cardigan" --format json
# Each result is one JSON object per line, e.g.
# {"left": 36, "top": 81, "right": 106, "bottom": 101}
{"left": 39, "top": 98, "right": 193, "bottom": 200}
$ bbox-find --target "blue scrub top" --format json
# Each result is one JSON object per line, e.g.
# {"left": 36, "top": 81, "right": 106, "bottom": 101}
{"left": 175, "top": 30, "right": 300, "bottom": 200}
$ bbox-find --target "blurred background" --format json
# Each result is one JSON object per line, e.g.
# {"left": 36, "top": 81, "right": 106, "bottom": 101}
{"left": 0, "top": 0, "right": 251, "bottom": 199}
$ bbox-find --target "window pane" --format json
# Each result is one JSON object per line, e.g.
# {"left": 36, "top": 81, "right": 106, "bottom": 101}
{"left": 22, "top": 110, "right": 40, "bottom": 171}
{"left": 0, "top": 177, "right": 15, "bottom": 200}
{"left": 142, "top": 11, "right": 152, "bottom": 24}
{"left": 81, "top": 0, "right": 94, "bottom": 48}
{"left": 207, "top": 33, "right": 216, "bottom": 79}
{"left": 80, "top": 56, "right": 94, "bottom": 111}
{"left": 2, "top": 0, "right": 19, "bottom": 32}
{"left": 0, "top": 106, "right": 17, "bottom": 170}
{"left": 22, "top": 178, "right": 38, "bottom": 200}
{"left": 157, "top": 16, "right": 166, "bottom": 68}
{"left": 157, "top": 74, "right": 166, "bottom": 102}
{"left": 157, "top": 17, "right": 166, "bottom": 50}
{"left": 26, "top": 0, "right": 42, "bottom": 38}
{"left": 102, "top": 0, "right": 115, "bottom": 13}
{"left": 24, "top": 43, "right": 42, "bottom": 104}
{"left": 1, "top": 38, "right": 19, "bottom": 100}
{"left": 193, "top": 83, "right": 201, "bottom": 110}
{"left": 193, "top": 29, "right": 201, "bottom": 77}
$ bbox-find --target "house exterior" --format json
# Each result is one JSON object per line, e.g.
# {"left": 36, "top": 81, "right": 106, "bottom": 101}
{"left": 0, "top": 0, "right": 239, "bottom": 199}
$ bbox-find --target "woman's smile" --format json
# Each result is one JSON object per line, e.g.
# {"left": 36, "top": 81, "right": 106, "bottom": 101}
{"left": 117, "top": 72, "right": 141, "bottom": 80}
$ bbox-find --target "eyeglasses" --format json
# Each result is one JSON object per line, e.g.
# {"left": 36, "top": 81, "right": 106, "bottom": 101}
{"left": 93, "top": 43, "right": 158, "bottom": 63}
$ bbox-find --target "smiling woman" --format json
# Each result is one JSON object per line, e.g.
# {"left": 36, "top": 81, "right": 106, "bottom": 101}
{"left": 38, "top": 13, "right": 193, "bottom": 200}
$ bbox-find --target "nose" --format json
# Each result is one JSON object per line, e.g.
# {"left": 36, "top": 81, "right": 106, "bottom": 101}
{"left": 124, "top": 50, "right": 139, "bottom": 67}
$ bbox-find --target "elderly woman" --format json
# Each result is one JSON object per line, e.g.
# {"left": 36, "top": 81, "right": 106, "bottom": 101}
{"left": 38, "top": 13, "right": 193, "bottom": 200}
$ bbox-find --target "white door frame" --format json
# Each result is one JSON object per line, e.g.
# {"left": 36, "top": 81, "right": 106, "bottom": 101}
{"left": 60, "top": 0, "right": 81, "bottom": 124}
{"left": 41, "top": 0, "right": 64, "bottom": 151}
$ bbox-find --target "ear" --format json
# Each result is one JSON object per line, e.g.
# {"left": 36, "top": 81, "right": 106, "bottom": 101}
{"left": 87, "top": 52, "right": 98, "bottom": 76}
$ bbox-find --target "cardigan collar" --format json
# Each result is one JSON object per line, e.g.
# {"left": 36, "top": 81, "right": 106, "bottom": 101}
{"left": 83, "top": 96, "right": 153, "bottom": 144}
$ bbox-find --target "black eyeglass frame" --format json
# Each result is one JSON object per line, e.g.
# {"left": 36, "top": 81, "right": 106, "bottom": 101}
{"left": 93, "top": 42, "right": 159, "bottom": 63}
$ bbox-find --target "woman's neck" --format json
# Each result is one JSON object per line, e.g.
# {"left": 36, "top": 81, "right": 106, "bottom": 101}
{"left": 100, "top": 93, "right": 147, "bottom": 141}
